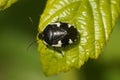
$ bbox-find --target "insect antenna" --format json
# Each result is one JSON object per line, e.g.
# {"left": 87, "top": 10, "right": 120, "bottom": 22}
{"left": 26, "top": 16, "right": 40, "bottom": 50}
{"left": 29, "top": 17, "right": 34, "bottom": 25}
{"left": 26, "top": 40, "right": 38, "bottom": 51}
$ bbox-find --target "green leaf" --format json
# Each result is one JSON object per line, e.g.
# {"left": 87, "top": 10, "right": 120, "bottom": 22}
{"left": 0, "top": 0, "right": 17, "bottom": 11}
{"left": 37, "top": 0, "right": 120, "bottom": 76}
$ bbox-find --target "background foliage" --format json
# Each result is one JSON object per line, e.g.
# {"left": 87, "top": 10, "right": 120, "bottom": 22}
{"left": 0, "top": 0, "right": 120, "bottom": 80}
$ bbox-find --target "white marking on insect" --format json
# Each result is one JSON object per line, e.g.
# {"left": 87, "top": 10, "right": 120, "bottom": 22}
{"left": 52, "top": 40, "right": 62, "bottom": 47}
{"left": 49, "top": 23, "right": 61, "bottom": 27}
{"left": 68, "top": 24, "right": 71, "bottom": 28}
{"left": 56, "top": 23, "right": 61, "bottom": 27}
{"left": 69, "top": 39, "right": 73, "bottom": 44}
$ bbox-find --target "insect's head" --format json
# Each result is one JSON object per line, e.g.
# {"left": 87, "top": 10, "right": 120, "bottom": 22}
{"left": 38, "top": 32, "right": 44, "bottom": 40}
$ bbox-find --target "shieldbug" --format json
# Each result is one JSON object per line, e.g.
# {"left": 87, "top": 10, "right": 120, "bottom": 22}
{"left": 38, "top": 22, "right": 79, "bottom": 53}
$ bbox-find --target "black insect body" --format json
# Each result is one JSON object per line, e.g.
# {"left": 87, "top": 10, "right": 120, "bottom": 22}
{"left": 38, "top": 22, "right": 79, "bottom": 52}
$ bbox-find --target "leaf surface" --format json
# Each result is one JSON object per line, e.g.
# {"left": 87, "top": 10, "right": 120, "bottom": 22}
{"left": 38, "top": 0, "right": 120, "bottom": 76}
{"left": 0, "top": 0, "right": 17, "bottom": 11}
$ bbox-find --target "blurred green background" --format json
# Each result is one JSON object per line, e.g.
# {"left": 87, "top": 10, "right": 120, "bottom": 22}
{"left": 0, "top": 0, "right": 120, "bottom": 80}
